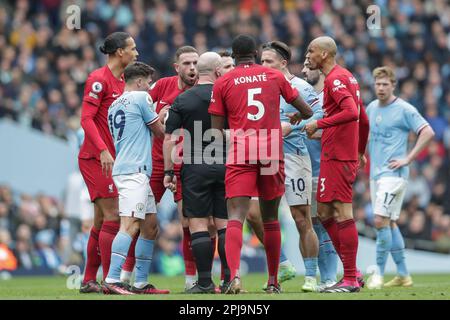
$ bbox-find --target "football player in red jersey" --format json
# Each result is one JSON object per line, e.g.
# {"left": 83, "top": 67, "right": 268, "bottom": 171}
{"left": 148, "top": 46, "right": 199, "bottom": 290}
{"left": 291, "top": 36, "right": 370, "bottom": 293}
{"left": 209, "top": 35, "right": 313, "bottom": 294}
{"left": 78, "top": 32, "right": 138, "bottom": 293}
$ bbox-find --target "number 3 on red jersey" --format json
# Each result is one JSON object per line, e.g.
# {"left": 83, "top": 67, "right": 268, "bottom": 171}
{"left": 247, "top": 88, "right": 265, "bottom": 121}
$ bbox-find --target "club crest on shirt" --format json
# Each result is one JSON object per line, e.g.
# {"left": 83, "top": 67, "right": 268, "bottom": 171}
{"left": 108, "top": 184, "right": 114, "bottom": 193}
{"left": 92, "top": 81, "right": 103, "bottom": 93}
{"left": 136, "top": 203, "right": 145, "bottom": 213}
{"left": 376, "top": 115, "right": 382, "bottom": 125}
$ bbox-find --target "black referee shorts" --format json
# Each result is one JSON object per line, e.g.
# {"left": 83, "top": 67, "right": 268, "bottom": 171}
{"left": 181, "top": 163, "right": 227, "bottom": 219}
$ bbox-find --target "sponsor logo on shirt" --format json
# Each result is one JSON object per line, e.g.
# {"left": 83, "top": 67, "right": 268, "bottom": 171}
{"left": 332, "top": 79, "right": 347, "bottom": 92}
{"left": 88, "top": 92, "right": 98, "bottom": 99}
{"left": 112, "top": 93, "right": 120, "bottom": 98}
{"left": 349, "top": 76, "right": 358, "bottom": 84}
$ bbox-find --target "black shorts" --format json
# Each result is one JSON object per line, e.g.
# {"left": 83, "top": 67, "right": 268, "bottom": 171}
{"left": 181, "top": 163, "right": 227, "bottom": 219}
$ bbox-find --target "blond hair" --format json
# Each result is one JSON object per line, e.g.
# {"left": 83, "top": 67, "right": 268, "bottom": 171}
{"left": 372, "top": 66, "right": 396, "bottom": 85}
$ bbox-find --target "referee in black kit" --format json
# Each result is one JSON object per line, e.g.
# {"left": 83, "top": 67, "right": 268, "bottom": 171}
{"left": 163, "top": 52, "right": 230, "bottom": 294}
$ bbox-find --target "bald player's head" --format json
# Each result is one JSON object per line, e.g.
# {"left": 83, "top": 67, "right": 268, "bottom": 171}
{"left": 306, "top": 36, "right": 338, "bottom": 70}
{"left": 197, "top": 51, "right": 221, "bottom": 75}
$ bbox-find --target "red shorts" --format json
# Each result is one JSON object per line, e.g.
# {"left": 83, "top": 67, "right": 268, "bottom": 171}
{"left": 78, "top": 158, "right": 118, "bottom": 202}
{"left": 317, "top": 160, "right": 357, "bottom": 203}
{"left": 150, "top": 163, "right": 182, "bottom": 203}
{"left": 225, "top": 160, "right": 285, "bottom": 201}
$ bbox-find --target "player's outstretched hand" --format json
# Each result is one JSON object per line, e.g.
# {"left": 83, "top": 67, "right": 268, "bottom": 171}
{"left": 304, "top": 120, "right": 318, "bottom": 138}
{"left": 287, "top": 112, "right": 302, "bottom": 125}
{"left": 281, "top": 122, "right": 293, "bottom": 137}
{"left": 100, "top": 149, "right": 114, "bottom": 177}
{"left": 388, "top": 158, "right": 409, "bottom": 169}
{"left": 163, "top": 174, "right": 177, "bottom": 193}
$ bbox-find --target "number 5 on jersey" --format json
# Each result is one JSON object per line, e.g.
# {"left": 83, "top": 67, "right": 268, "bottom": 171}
{"left": 247, "top": 88, "right": 265, "bottom": 121}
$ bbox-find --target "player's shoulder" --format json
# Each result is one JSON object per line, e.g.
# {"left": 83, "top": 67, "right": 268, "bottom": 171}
{"left": 85, "top": 66, "right": 109, "bottom": 93}
{"left": 394, "top": 98, "right": 418, "bottom": 112}
{"left": 292, "top": 76, "right": 314, "bottom": 91}
{"left": 366, "top": 99, "right": 379, "bottom": 111}
{"left": 326, "top": 65, "right": 354, "bottom": 83}
{"left": 87, "top": 65, "right": 110, "bottom": 81}
{"left": 150, "top": 75, "right": 178, "bottom": 90}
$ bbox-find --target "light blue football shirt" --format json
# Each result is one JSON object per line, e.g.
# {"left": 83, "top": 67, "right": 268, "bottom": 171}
{"left": 280, "top": 76, "right": 320, "bottom": 156}
{"left": 304, "top": 90, "right": 324, "bottom": 177}
{"left": 367, "top": 97, "right": 429, "bottom": 180}
{"left": 108, "top": 91, "right": 159, "bottom": 177}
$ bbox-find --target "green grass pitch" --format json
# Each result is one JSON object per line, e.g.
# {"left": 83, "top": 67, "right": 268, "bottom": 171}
{"left": 0, "top": 273, "right": 449, "bottom": 300}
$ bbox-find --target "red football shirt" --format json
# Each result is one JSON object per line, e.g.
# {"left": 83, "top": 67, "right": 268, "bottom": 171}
{"left": 317, "top": 64, "right": 367, "bottom": 161}
{"left": 79, "top": 65, "right": 124, "bottom": 160}
{"left": 149, "top": 76, "right": 190, "bottom": 166}
{"left": 208, "top": 63, "right": 299, "bottom": 162}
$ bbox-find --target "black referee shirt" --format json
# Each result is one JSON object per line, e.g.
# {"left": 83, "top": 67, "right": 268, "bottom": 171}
{"left": 165, "top": 84, "right": 227, "bottom": 164}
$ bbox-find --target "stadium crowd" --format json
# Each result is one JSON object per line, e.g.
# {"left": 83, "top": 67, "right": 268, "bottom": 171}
{"left": 1, "top": 0, "right": 450, "bottom": 273}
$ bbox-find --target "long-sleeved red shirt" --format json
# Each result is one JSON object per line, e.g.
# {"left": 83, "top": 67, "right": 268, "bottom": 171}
{"left": 79, "top": 65, "right": 124, "bottom": 160}
{"left": 317, "top": 64, "right": 369, "bottom": 161}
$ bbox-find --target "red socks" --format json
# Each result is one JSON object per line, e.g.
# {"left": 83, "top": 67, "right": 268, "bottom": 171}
{"left": 225, "top": 220, "right": 243, "bottom": 279}
{"left": 99, "top": 221, "right": 120, "bottom": 280}
{"left": 82, "top": 227, "right": 101, "bottom": 283}
{"left": 182, "top": 227, "right": 197, "bottom": 276}
{"left": 122, "top": 234, "right": 138, "bottom": 273}
{"left": 263, "top": 221, "right": 281, "bottom": 286}
{"left": 337, "top": 219, "right": 359, "bottom": 282}
{"left": 321, "top": 217, "right": 342, "bottom": 259}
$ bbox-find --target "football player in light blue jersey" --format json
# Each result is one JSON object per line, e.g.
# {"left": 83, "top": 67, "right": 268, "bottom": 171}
{"left": 103, "top": 62, "right": 169, "bottom": 295}
{"left": 261, "top": 41, "right": 321, "bottom": 292}
{"left": 302, "top": 62, "right": 338, "bottom": 291}
{"left": 366, "top": 66, "right": 434, "bottom": 289}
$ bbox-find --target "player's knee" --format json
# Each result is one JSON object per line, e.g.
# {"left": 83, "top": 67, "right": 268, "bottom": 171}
{"left": 141, "top": 221, "right": 159, "bottom": 240}
{"left": 293, "top": 214, "right": 307, "bottom": 231}
{"left": 246, "top": 209, "right": 259, "bottom": 224}
{"left": 374, "top": 215, "right": 388, "bottom": 229}
{"left": 121, "top": 220, "right": 140, "bottom": 237}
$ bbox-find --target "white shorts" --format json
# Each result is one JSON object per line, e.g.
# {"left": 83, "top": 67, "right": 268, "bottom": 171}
{"left": 370, "top": 177, "right": 407, "bottom": 221}
{"left": 310, "top": 177, "right": 318, "bottom": 218}
{"left": 113, "top": 173, "right": 157, "bottom": 220}
{"left": 284, "top": 153, "right": 312, "bottom": 206}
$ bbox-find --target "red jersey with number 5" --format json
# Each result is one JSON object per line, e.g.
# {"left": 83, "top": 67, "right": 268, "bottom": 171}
{"left": 208, "top": 63, "right": 298, "bottom": 162}
{"left": 318, "top": 64, "right": 367, "bottom": 161}
{"left": 79, "top": 65, "right": 124, "bottom": 160}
